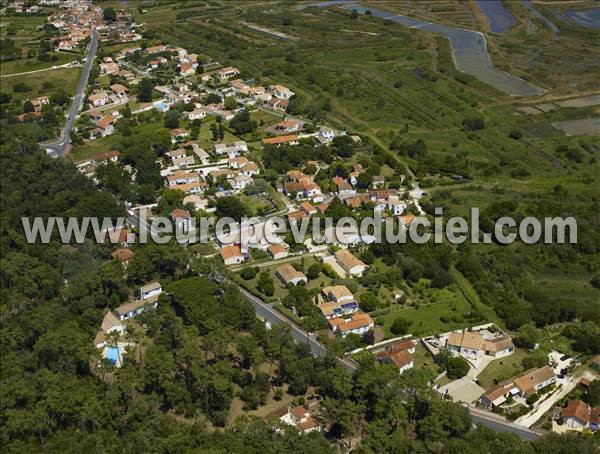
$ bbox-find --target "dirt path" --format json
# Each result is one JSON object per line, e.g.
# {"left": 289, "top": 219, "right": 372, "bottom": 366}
{"left": 1, "top": 60, "right": 80, "bottom": 78}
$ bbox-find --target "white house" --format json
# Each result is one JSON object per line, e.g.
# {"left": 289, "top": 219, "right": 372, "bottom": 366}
{"left": 276, "top": 264, "right": 307, "bottom": 286}
{"left": 279, "top": 405, "right": 321, "bottom": 433}
{"left": 271, "top": 84, "right": 295, "bottom": 100}
{"left": 140, "top": 282, "right": 162, "bottom": 300}
{"left": 214, "top": 141, "right": 248, "bottom": 157}
{"left": 334, "top": 249, "right": 368, "bottom": 277}
{"left": 219, "top": 245, "right": 244, "bottom": 266}
{"left": 328, "top": 312, "right": 374, "bottom": 337}
{"left": 267, "top": 244, "right": 288, "bottom": 260}
{"left": 185, "top": 109, "right": 207, "bottom": 121}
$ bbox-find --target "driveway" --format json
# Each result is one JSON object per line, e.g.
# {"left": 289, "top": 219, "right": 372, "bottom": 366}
{"left": 515, "top": 370, "right": 597, "bottom": 428}
{"left": 438, "top": 377, "right": 486, "bottom": 404}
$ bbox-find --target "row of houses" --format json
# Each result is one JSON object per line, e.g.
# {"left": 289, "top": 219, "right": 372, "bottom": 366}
{"left": 88, "top": 84, "right": 129, "bottom": 108}
{"left": 48, "top": 0, "right": 102, "bottom": 51}
{"left": 316, "top": 284, "right": 374, "bottom": 338}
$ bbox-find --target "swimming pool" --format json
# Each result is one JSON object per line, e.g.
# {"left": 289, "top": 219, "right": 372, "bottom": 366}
{"left": 153, "top": 102, "right": 169, "bottom": 112}
{"left": 105, "top": 346, "right": 120, "bottom": 365}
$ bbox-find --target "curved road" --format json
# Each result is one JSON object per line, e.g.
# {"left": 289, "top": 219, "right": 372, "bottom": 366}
{"left": 43, "top": 29, "right": 100, "bottom": 157}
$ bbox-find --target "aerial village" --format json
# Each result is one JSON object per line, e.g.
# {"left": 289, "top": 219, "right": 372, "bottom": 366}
{"left": 7, "top": 0, "right": 598, "bottom": 437}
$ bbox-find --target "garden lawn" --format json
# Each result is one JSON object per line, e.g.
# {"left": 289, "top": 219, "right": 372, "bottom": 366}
{"left": 476, "top": 348, "right": 532, "bottom": 389}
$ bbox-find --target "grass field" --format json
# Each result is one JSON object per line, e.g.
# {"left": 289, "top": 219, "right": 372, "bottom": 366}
{"left": 69, "top": 119, "right": 165, "bottom": 162}
{"left": 476, "top": 348, "right": 532, "bottom": 389}
{"left": 1, "top": 67, "right": 81, "bottom": 102}
{"left": 377, "top": 281, "right": 474, "bottom": 337}
{"left": 0, "top": 51, "right": 82, "bottom": 76}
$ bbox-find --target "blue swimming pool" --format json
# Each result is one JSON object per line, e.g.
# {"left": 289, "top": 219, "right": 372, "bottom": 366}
{"left": 105, "top": 346, "right": 120, "bottom": 365}
{"left": 154, "top": 102, "right": 169, "bottom": 112}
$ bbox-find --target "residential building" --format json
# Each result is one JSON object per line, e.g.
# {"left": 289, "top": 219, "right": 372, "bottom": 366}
{"left": 89, "top": 90, "right": 110, "bottom": 107}
{"left": 271, "top": 84, "right": 295, "bottom": 99}
{"left": 274, "top": 119, "right": 302, "bottom": 133}
{"left": 561, "top": 400, "right": 593, "bottom": 430}
{"left": 94, "top": 311, "right": 126, "bottom": 348}
{"left": 480, "top": 366, "right": 556, "bottom": 408}
{"left": 262, "top": 134, "right": 299, "bottom": 146}
{"left": 299, "top": 201, "right": 316, "bottom": 216}
{"left": 376, "top": 340, "right": 415, "bottom": 374}
{"left": 269, "top": 97, "right": 289, "bottom": 111}
{"left": 275, "top": 264, "right": 307, "bottom": 286}
{"left": 322, "top": 285, "right": 354, "bottom": 303}
{"left": 446, "top": 330, "right": 514, "bottom": 360}
{"left": 111, "top": 248, "right": 134, "bottom": 266}
{"left": 267, "top": 244, "right": 289, "bottom": 260}
{"left": 114, "top": 297, "right": 159, "bottom": 321}
{"left": 329, "top": 312, "right": 374, "bottom": 337}
{"left": 214, "top": 141, "right": 248, "bottom": 157}
{"left": 317, "top": 299, "right": 359, "bottom": 320}
{"left": 316, "top": 127, "right": 336, "bottom": 144}
{"left": 332, "top": 176, "right": 355, "bottom": 197}
{"left": 170, "top": 208, "right": 192, "bottom": 230}
{"left": 220, "top": 245, "right": 244, "bottom": 266}
{"left": 185, "top": 109, "right": 207, "bottom": 121}
{"left": 110, "top": 83, "right": 128, "bottom": 99}
{"left": 140, "top": 282, "right": 162, "bottom": 300}
{"left": 167, "top": 170, "right": 199, "bottom": 187}
{"left": 170, "top": 128, "right": 190, "bottom": 143}
{"left": 172, "top": 155, "right": 195, "bottom": 168}
{"left": 217, "top": 66, "right": 240, "bottom": 79}
{"left": 279, "top": 405, "right": 321, "bottom": 433}
{"left": 334, "top": 249, "right": 368, "bottom": 277}
{"left": 372, "top": 175, "right": 385, "bottom": 188}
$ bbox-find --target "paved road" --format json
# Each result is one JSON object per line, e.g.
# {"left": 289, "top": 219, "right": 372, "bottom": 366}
{"left": 468, "top": 407, "right": 545, "bottom": 441}
{"left": 237, "top": 286, "right": 359, "bottom": 374}
{"left": 42, "top": 29, "right": 100, "bottom": 157}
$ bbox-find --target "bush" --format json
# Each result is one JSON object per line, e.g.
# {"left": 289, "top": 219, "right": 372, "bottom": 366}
{"left": 462, "top": 117, "right": 485, "bottom": 131}
{"left": 257, "top": 271, "right": 274, "bottom": 296}
{"left": 509, "top": 129, "right": 523, "bottom": 140}
{"left": 240, "top": 267, "right": 258, "bottom": 280}
{"left": 13, "top": 82, "right": 31, "bottom": 93}
{"left": 390, "top": 317, "right": 411, "bottom": 335}
{"left": 306, "top": 263, "right": 321, "bottom": 280}
{"left": 526, "top": 392, "right": 540, "bottom": 406}
{"left": 446, "top": 356, "right": 470, "bottom": 379}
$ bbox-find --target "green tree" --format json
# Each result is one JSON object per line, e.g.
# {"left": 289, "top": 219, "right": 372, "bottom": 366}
{"left": 446, "top": 356, "right": 470, "bottom": 379}
{"left": 306, "top": 263, "right": 321, "bottom": 280}
{"left": 390, "top": 317, "right": 411, "bottom": 335}
{"left": 138, "top": 78, "right": 153, "bottom": 102}
{"left": 164, "top": 110, "right": 180, "bottom": 129}
{"left": 103, "top": 7, "right": 117, "bottom": 21}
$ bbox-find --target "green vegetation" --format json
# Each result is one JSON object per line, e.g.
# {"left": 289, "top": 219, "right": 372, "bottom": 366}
{"left": 2, "top": 67, "right": 81, "bottom": 101}
{"left": 477, "top": 348, "right": 533, "bottom": 389}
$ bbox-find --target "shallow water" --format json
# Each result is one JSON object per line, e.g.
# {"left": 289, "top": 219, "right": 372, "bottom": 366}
{"left": 565, "top": 8, "right": 600, "bottom": 30}
{"left": 522, "top": 0, "right": 559, "bottom": 34}
{"left": 336, "top": 4, "right": 544, "bottom": 96}
{"left": 476, "top": 0, "right": 517, "bottom": 34}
